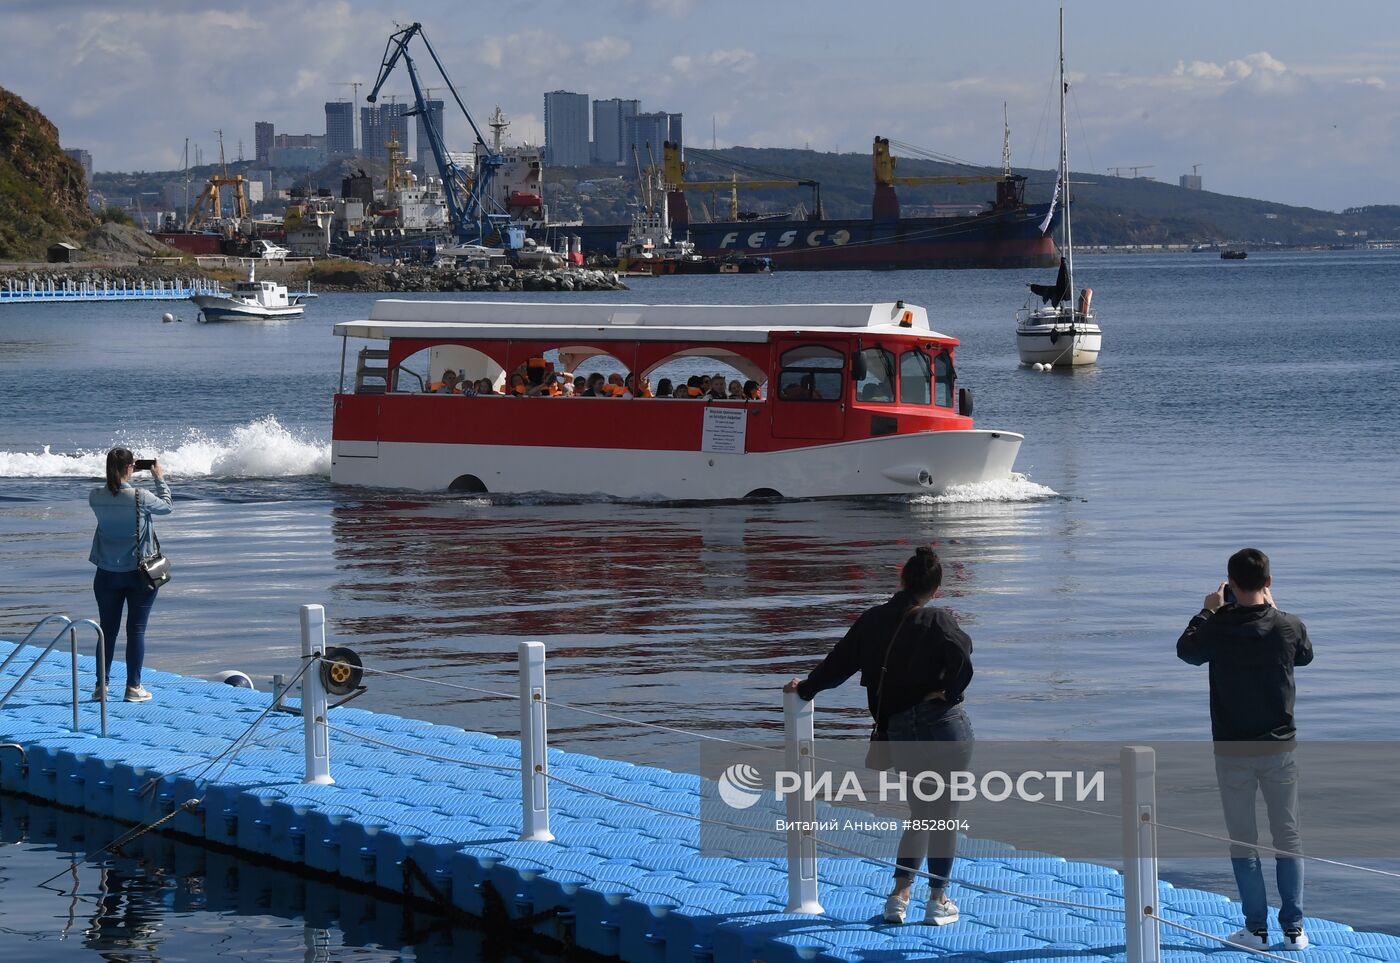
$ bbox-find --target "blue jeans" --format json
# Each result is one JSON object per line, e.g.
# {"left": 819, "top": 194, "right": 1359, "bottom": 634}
{"left": 887, "top": 702, "right": 974, "bottom": 890}
{"left": 1214, "top": 751, "right": 1303, "bottom": 931}
{"left": 93, "top": 568, "right": 158, "bottom": 688}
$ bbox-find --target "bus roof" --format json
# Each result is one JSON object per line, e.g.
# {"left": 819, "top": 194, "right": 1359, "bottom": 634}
{"left": 334, "top": 300, "right": 951, "bottom": 344}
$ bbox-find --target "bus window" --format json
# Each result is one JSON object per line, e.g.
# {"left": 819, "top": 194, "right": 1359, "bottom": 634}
{"left": 934, "top": 350, "right": 955, "bottom": 407}
{"left": 777, "top": 345, "right": 844, "bottom": 401}
{"left": 900, "top": 350, "right": 932, "bottom": 405}
{"left": 855, "top": 347, "right": 896, "bottom": 403}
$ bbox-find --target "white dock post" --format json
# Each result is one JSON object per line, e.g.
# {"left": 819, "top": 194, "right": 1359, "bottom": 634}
{"left": 300, "top": 604, "right": 334, "bottom": 785}
{"left": 1122, "top": 746, "right": 1161, "bottom": 963}
{"left": 518, "top": 641, "right": 553, "bottom": 841}
{"left": 783, "top": 689, "right": 824, "bottom": 914}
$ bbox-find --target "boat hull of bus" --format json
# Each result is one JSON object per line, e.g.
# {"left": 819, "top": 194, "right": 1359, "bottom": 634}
{"left": 329, "top": 428, "right": 1023, "bottom": 500}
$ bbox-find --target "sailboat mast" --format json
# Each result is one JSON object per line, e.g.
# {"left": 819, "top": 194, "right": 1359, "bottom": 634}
{"left": 1059, "top": 4, "right": 1074, "bottom": 304}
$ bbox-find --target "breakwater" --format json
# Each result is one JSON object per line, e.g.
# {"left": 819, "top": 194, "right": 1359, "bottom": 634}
{"left": 308, "top": 263, "right": 628, "bottom": 293}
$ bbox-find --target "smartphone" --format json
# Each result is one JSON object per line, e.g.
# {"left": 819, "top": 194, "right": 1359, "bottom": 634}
{"left": 1223, "top": 584, "right": 1236, "bottom": 605}
{"left": 134, "top": 459, "right": 156, "bottom": 471}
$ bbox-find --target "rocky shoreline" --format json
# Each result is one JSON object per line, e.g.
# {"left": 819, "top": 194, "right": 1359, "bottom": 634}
{"left": 0, "top": 260, "right": 629, "bottom": 294}
{"left": 308, "top": 262, "right": 629, "bottom": 293}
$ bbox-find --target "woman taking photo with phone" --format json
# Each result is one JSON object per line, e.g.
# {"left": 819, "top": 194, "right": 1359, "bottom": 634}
{"left": 784, "top": 546, "right": 975, "bottom": 927}
{"left": 89, "top": 447, "right": 172, "bottom": 702}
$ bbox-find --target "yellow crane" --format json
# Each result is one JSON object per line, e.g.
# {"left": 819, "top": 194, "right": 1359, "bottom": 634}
{"left": 661, "top": 142, "right": 820, "bottom": 220}
{"left": 872, "top": 136, "right": 1007, "bottom": 188}
{"left": 185, "top": 129, "right": 248, "bottom": 230}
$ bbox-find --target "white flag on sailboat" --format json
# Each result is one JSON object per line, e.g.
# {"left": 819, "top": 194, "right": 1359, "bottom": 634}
{"left": 1038, "top": 164, "right": 1061, "bottom": 235}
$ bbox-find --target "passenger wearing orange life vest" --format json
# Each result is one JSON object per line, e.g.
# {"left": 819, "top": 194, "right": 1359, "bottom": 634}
{"left": 624, "top": 373, "right": 653, "bottom": 398}
{"left": 507, "top": 373, "right": 528, "bottom": 396}
{"left": 681, "top": 375, "right": 705, "bottom": 398}
{"left": 429, "top": 369, "right": 459, "bottom": 393}
{"left": 600, "top": 373, "right": 627, "bottom": 397}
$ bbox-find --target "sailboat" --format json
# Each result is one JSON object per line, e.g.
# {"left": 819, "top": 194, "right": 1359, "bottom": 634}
{"left": 1016, "top": 4, "right": 1102, "bottom": 368}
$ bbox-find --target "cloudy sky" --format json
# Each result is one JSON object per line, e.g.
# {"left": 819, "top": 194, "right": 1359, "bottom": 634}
{"left": 5, "top": 0, "right": 1398, "bottom": 211}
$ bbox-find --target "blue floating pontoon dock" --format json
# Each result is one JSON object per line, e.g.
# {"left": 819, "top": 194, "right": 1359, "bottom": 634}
{"left": 0, "top": 277, "right": 220, "bottom": 303}
{"left": 1, "top": 632, "right": 1396, "bottom": 963}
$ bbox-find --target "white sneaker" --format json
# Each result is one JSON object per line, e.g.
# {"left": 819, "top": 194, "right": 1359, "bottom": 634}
{"left": 91, "top": 686, "right": 106, "bottom": 702}
{"left": 1227, "top": 928, "right": 1269, "bottom": 950}
{"left": 923, "top": 896, "right": 959, "bottom": 926}
{"left": 882, "top": 891, "right": 910, "bottom": 924}
{"left": 1282, "top": 928, "right": 1310, "bottom": 951}
{"left": 124, "top": 685, "right": 152, "bottom": 703}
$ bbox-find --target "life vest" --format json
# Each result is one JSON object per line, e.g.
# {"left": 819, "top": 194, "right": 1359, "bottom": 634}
{"left": 635, "top": 387, "right": 653, "bottom": 398}
{"left": 602, "top": 383, "right": 626, "bottom": 397}
{"left": 510, "top": 383, "right": 527, "bottom": 396}
{"left": 686, "top": 386, "right": 703, "bottom": 398}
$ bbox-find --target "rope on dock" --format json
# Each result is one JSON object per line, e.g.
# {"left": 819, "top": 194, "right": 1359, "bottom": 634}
{"left": 543, "top": 696, "right": 777, "bottom": 753}
{"left": 355, "top": 663, "right": 519, "bottom": 700}
{"left": 323, "top": 723, "right": 520, "bottom": 773}
{"left": 1150, "top": 819, "right": 1400, "bottom": 881}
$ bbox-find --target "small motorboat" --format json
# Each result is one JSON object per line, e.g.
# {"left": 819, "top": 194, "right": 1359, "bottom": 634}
{"left": 190, "top": 264, "right": 314, "bottom": 322}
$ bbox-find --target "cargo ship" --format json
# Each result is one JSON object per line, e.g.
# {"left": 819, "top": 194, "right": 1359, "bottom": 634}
{"left": 531, "top": 138, "right": 1060, "bottom": 271}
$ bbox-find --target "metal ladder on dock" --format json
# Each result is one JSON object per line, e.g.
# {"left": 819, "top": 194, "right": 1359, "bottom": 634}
{"left": 1, "top": 615, "right": 108, "bottom": 735}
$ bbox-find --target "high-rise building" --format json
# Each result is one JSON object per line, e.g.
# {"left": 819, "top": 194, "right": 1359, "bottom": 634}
{"left": 325, "top": 101, "right": 355, "bottom": 157}
{"left": 415, "top": 99, "right": 445, "bottom": 163}
{"left": 667, "top": 112, "right": 683, "bottom": 152}
{"left": 359, "top": 103, "right": 410, "bottom": 160}
{"left": 62, "top": 148, "right": 93, "bottom": 182}
{"left": 543, "top": 90, "right": 590, "bottom": 166}
{"left": 254, "top": 121, "right": 274, "bottom": 166}
{"left": 591, "top": 98, "right": 639, "bottom": 165}
{"left": 623, "top": 111, "right": 678, "bottom": 163}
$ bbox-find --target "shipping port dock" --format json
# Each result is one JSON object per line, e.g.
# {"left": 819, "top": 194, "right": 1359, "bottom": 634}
{"left": 2, "top": 617, "right": 1397, "bottom": 963}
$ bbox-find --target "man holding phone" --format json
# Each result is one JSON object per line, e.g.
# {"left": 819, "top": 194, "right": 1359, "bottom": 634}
{"left": 1177, "top": 548, "right": 1314, "bottom": 952}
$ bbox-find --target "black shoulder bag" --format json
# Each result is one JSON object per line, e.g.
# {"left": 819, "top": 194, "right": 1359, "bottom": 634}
{"left": 864, "top": 608, "right": 914, "bottom": 772}
{"left": 135, "top": 489, "right": 172, "bottom": 589}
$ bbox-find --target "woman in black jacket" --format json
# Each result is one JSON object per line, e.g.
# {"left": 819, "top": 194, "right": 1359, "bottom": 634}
{"left": 785, "top": 547, "right": 974, "bottom": 926}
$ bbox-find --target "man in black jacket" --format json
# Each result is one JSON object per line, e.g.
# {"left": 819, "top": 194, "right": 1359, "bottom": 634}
{"left": 1178, "top": 548, "right": 1314, "bottom": 952}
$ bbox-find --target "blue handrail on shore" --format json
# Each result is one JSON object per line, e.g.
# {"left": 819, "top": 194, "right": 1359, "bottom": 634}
{"left": 0, "top": 277, "right": 221, "bottom": 303}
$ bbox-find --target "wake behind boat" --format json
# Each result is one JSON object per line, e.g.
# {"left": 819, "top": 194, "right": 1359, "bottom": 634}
{"left": 1015, "top": 4, "right": 1102, "bottom": 368}
{"left": 191, "top": 265, "right": 314, "bottom": 323}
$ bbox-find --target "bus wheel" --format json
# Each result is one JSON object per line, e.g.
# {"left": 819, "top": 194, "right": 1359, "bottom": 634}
{"left": 448, "top": 474, "right": 488, "bottom": 494}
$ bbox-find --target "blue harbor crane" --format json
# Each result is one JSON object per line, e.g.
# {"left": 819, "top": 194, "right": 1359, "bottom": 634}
{"left": 367, "top": 22, "right": 510, "bottom": 246}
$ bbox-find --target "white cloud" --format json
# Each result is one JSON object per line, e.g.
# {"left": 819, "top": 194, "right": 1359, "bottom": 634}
{"left": 1347, "top": 75, "right": 1386, "bottom": 89}
{"left": 1174, "top": 59, "right": 1226, "bottom": 81}
{"left": 582, "top": 36, "right": 631, "bottom": 66}
{"left": 670, "top": 48, "right": 757, "bottom": 75}
{"left": 473, "top": 30, "right": 572, "bottom": 72}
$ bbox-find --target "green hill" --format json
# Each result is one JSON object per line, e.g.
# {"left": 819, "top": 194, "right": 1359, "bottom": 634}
{"left": 82, "top": 137, "right": 1400, "bottom": 248}
{"left": 0, "top": 86, "right": 96, "bottom": 260}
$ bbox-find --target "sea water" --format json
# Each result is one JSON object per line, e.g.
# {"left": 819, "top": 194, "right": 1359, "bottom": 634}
{"left": 1, "top": 251, "right": 1397, "bottom": 956}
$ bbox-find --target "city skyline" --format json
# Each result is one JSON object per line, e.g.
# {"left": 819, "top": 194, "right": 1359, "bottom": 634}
{"left": 5, "top": 0, "right": 1400, "bottom": 211}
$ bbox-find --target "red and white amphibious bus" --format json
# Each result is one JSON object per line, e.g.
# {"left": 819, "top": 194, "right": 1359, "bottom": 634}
{"left": 331, "top": 300, "right": 1022, "bottom": 499}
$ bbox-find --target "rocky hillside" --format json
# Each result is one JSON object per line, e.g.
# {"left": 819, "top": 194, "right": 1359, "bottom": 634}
{"left": 0, "top": 86, "right": 96, "bottom": 260}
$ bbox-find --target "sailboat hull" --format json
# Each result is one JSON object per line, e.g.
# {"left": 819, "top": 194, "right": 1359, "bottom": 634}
{"left": 1016, "top": 312, "right": 1102, "bottom": 366}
